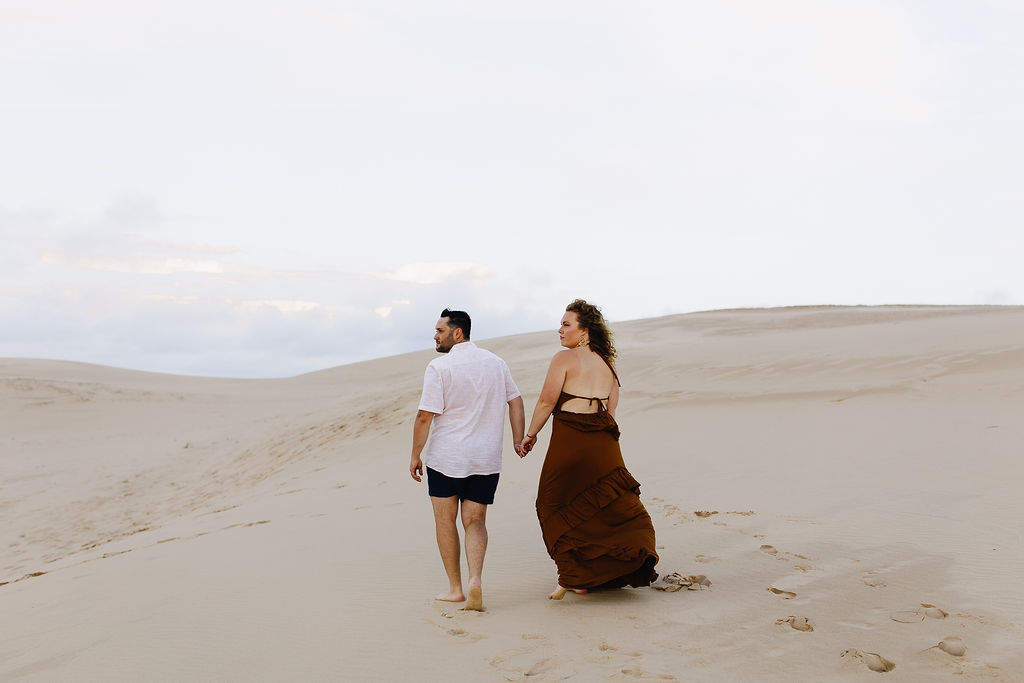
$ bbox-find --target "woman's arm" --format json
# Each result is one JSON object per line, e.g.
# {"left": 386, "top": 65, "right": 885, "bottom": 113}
{"left": 520, "top": 352, "right": 569, "bottom": 454}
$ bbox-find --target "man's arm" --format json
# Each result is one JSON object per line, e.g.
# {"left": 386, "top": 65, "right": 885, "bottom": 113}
{"left": 410, "top": 410, "right": 436, "bottom": 481}
{"left": 508, "top": 396, "right": 525, "bottom": 457}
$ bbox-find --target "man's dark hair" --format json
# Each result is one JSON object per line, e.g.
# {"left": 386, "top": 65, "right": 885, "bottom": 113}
{"left": 440, "top": 308, "right": 471, "bottom": 340}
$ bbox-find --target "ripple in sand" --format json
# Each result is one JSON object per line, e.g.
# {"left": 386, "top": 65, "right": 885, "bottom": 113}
{"left": 767, "top": 586, "right": 796, "bottom": 599}
{"left": 841, "top": 648, "right": 896, "bottom": 673}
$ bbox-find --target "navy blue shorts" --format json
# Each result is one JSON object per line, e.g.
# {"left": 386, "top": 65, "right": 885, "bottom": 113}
{"left": 426, "top": 467, "right": 500, "bottom": 505}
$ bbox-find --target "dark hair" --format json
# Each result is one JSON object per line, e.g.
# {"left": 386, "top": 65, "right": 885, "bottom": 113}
{"left": 565, "top": 299, "right": 616, "bottom": 367}
{"left": 440, "top": 308, "right": 471, "bottom": 340}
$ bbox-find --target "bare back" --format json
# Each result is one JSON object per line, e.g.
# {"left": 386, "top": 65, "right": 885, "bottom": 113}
{"left": 560, "top": 348, "right": 618, "bottom": 414}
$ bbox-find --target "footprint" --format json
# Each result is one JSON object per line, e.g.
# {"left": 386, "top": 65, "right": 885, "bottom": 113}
{"left": 620, "top": 666, "right": 675, "bottom": 679}
{"left": 428, "top": 617, "right": 481, "bottom": 641}
{"left": 694, "top": 554, "right": 717, "bottom": 563}
{"left": 757, "top": 545, "right": 820, "bottom": 572}
{"left": 841, "top": 648, "right": 896, "bottom": 673}
{"left": 862, "top": 569, "right": 887, "bottom": 588}
{"left": 775, "top": 616, "right": 814, "bottom": 632}
{"left": 767, "top": 587, "right": 797, "bottom": 599}
{"left": 891, "top": 603, "right": 948, "bottom": 623}
{"left": 927, "top": 636, "right": 966, "bottom": 657}
{"left": 694, "top": 510, "right": 718, "bottom": 518}
{"left": 523, "top": 658, "right": 555, "bottom": 676}
{"left": 687, "top": 575, "right": 711, "bottom": 590}
{"left": 490, "top": 649, "right": 569, "bottom": 680}
{"left": 652, "top": 573, "right": 712, "bottom": 591}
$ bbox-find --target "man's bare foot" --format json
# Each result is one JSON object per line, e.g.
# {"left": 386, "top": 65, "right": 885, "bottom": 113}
{"left": 549, "top": 585, "right": 588, "bottom": 600}
{"left": 464, "top": 583, "right": 484, "bottom": 612}
{"left": 435, "top": 590, "right": 465, "bottom": 602}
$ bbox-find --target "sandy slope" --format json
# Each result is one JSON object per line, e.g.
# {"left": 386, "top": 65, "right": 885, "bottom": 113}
{"left": 2, "top": 305, "right": 1022, "bottom": 681}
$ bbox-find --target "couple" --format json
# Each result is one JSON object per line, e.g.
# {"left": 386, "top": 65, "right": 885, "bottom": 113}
{"left": 408, "top": 301, "right": 659, "bottom": 611}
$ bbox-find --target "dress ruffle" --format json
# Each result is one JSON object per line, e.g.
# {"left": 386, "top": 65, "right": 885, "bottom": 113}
{"left": 540, "top": 466, "right": 640, "bottom": 554}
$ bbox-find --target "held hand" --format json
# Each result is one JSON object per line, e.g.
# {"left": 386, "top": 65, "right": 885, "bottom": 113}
{"left": 410, "top": 457, "right": 423, "bottom": 482}
{"left": 520, "top": 435, "right": 537, "bottom": 455}
{"left": 514, "top": 442, "right": 524, "bottom": 458}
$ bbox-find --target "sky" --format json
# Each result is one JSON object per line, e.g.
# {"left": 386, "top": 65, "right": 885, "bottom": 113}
{"left": 2, "top": 0, "right": 1023, "bottom": 377}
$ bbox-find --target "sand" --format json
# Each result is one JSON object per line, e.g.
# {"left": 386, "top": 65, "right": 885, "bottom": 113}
{"left": 2, "top": 305, "right": 1022, "bottom": 681}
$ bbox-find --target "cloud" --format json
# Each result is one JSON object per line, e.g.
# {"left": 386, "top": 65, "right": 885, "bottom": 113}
{"left": 376, "top": 261, "right": 493, "bottom": 285}
{"left": 38, "top": 251, "right": 228, "bottom": 275}
{"left": 233, "top": 299, "right": 323, "bottom": 315}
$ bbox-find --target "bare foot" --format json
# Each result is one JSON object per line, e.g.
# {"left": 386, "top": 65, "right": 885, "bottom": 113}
{"left": 548, "top": 585, "right": 588, "bottom": 600}
{"left": 435, "top": 590, "right": 465, "bottom": 602}
{"left": 464, "top": 584, "right": 484, "bottom": 612}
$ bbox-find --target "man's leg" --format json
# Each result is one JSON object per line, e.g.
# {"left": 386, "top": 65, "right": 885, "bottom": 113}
{"left": 430, "top": 495, "right": 464, "bottom": 601}
{"left": 460, "top": 500, "right": 488, "bottom": 611}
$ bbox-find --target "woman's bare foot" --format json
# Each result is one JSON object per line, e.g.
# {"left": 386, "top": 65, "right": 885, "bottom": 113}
{"left": 435, "top": 590, "right": 465, "bottom": 602}
{"left": 548, "top": 585, "right": 588, "bottom": 600}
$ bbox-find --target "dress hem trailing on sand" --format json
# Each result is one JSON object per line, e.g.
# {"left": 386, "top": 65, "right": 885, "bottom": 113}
{"left": 536, "top": 391, "right": 659, "bottom": 591}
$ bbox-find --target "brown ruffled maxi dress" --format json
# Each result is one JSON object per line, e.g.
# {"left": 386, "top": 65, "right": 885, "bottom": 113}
{"left": 536, "top": 391, "right": 659, "bottom": 590}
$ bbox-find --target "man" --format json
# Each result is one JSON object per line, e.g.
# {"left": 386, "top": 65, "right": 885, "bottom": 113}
{"left": 410, "top": 308, "right": 525, "bottom": 612}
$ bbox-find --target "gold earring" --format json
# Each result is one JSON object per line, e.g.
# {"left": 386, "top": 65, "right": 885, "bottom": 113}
{"left": 577, "top": 336, "right": 589, "bottom": 347}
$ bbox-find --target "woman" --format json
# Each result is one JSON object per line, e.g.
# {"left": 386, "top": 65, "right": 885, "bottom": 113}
{"left": 520, "top": 299, "right": 659, "bottom": 599}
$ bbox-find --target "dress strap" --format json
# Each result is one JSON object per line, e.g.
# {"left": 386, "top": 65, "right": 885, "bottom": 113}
{"left": 557, "top": 390, "right": 610, "bottom": 412}
{"left": 600, "top": 355, "right": 621, "bottom": 387}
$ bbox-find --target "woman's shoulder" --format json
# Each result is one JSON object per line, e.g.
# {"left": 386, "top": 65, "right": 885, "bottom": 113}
{"left": 550, "top": 348, "right": 589, "bottom": 372}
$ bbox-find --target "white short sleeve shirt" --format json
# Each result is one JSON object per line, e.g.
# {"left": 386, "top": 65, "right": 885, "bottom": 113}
{"left": 418, "top": 341, "right": 521, "bottom": 477}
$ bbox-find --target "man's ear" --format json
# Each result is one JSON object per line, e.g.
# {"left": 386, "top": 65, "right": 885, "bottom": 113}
{"left": 452, "top": 328, "right": 464, "bottom": 342}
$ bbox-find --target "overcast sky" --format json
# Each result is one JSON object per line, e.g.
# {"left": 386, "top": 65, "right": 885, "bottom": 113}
{"left": 2, "top": 1, "right": 1022, "bottom": 377}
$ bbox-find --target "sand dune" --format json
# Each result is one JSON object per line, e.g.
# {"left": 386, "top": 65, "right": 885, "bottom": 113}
{"left": 2, "top": 305, "right": 1023, "bottom": 681}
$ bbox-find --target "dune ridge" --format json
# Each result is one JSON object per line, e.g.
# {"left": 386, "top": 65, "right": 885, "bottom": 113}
{"left": 2, "top": 305, "right": 1023, "bottom": 681}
